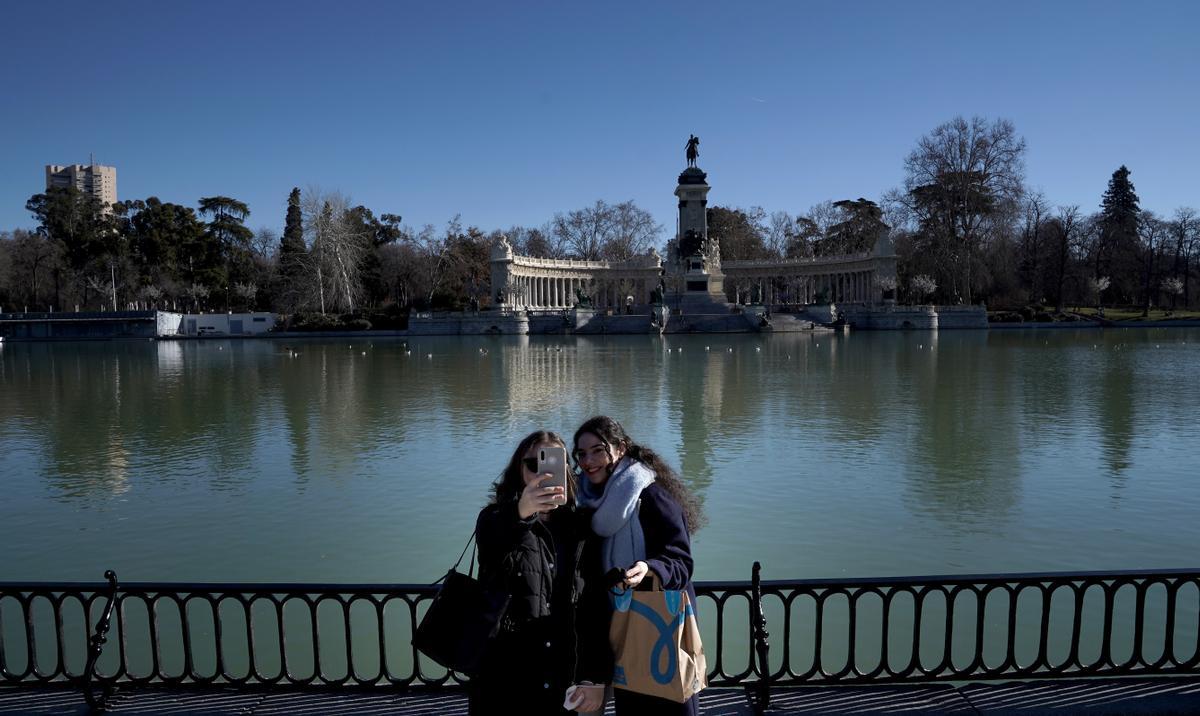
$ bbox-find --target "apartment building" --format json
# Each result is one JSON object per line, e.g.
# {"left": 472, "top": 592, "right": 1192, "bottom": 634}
{"left": 45, "top": 163, "right": 118, "bottom": 208}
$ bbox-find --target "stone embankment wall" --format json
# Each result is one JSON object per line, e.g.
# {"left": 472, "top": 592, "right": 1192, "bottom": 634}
{"left": 933, "top": 305, "right": 989, "bottom": 329}
{"left": 407, "top": 312, "right": 529, "bottom": 335}
{"left": 573, "top": 309, "right": 658, "bottom": 334}
{"left": 839, "top": 304, "right": 939, "bottom": 330}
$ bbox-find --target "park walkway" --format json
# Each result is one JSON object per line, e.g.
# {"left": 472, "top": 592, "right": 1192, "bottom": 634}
{"left": 5, "top": 678, "right": 1200, "bottom": 715}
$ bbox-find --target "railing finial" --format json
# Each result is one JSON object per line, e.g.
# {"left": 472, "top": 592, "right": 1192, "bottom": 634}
{"left": 748, "top": 561, "right": 772, "bottom": 714}
{"left": 82, "top": 570, "right": 119, "bottom": 711}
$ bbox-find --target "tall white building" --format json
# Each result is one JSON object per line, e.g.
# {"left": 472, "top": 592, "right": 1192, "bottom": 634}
{"left": 45, "top": 163, "right": 117, "bottom": 208}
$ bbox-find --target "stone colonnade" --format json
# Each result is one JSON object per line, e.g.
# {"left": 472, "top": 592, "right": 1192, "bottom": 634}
{"left": 492, "top": 253, "right": 663, "bottom": 311}
{"left": 491, "top": 244, "right": 896, "bottom": 310}
{"left": 723, "top": 256, "right": 894, "bottom": 305}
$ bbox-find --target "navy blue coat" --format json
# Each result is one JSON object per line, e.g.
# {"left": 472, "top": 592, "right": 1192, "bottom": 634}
{"left": 637, "top": 482, "right": 696, "bottom": 603}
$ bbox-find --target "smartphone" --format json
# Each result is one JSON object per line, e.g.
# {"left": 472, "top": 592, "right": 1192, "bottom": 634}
{"left": 537, "top": 445, "right": 569, "bottom": 504}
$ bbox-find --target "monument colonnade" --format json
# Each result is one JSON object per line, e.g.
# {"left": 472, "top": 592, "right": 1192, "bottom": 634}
{"left": 722, "top": 253, "right": 886, "bottom": 305}
{"left": 492, "top": 253, "right": 663, "bottom": 310}
{"left": 490, "top": 243, "right": 896, "bottom": 310}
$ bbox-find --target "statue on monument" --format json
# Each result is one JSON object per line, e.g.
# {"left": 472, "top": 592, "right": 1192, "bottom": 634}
{"left": 685, "top": 134, "right": 700, "bottom": 168}
{"left": 679, "top": 229, "right": 704, "bottom": 259}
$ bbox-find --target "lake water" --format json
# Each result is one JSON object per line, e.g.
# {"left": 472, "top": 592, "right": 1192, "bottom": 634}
{"left": 3, "top": 328, "right": 1199, "bottom": 587}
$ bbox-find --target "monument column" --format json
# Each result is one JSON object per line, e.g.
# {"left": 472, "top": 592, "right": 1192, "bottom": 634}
{"left": 671, "top": 150, "right": 725, "bottom": 311}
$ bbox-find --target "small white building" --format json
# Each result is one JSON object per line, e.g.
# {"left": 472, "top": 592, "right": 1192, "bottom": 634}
{"left": 177, "top": 312, "right": 276, "bottom": 336}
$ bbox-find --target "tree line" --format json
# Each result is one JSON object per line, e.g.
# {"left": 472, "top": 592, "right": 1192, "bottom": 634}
{"left": 2, "top": 116, "right": 1196, "bottom": 317}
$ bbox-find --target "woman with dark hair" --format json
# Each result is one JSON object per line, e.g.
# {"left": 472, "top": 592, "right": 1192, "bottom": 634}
{"left": 470, "top": 430, "right": 611, "bottom": 716}
{"left": 572, "top": 416, "right": 705, "bottom": 716}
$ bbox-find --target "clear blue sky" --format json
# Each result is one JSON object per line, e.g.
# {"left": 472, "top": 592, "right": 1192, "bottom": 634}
{"left": 2, "top": 0, "right": 1197, "bottom": 237}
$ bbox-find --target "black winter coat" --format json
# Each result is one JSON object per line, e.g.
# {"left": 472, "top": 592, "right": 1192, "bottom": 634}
{"left": 468, "top": 501, "right": 612, "bottom": 716}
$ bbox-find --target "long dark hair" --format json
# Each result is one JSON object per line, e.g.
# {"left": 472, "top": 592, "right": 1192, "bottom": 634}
{"left": 572, "top": 416, "right": 705, "bottom": 532}
{"left": 489, "top": 430, "right": 576, "bottom": 505}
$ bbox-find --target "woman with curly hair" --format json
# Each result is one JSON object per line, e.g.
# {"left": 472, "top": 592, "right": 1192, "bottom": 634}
{"left": 572, "top": 416, "right": 705, "bottom": 716}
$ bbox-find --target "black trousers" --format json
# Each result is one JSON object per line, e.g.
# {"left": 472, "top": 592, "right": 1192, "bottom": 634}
{"left": 613, "top": 688, "right": 700, "bottom": 716}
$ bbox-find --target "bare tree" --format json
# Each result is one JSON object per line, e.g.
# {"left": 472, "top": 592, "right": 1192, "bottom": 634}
{"left": 4, "top": 229, "right": 59, "bottom": 310}
{"left": 1170, "top": 207, "right": 1198, "bottom": 308}
{"left": 605, "top": 201, "right": 661, "bottom": 261}
{"left": 302, "top": 188, "right": 370, "bottom": 314}
{"left": 506, "top": 224, "right": 564, "bottom": 259}
{"left": 792, "top": 201, "right": 838, "bottom": 258}
{"left": 764, "top": 211, "right": 795, "bottom": 259}
{"left": 1050, "top": 205, "right": 1082, "bottom": 312}
{"left": 1019, "top": 192, "right": 1051, "bottom": 304}
{"left": 252, "top": 226, "right": 278, "bottom": 261}
{"left": 899, "top": 116, "right": 1026, "bottom": 303}
{"left": 1138, "top": 212, "right": 1170, "bottom": 317}
{"left": 552, "top": 200, "right": 661, "bottom": 261}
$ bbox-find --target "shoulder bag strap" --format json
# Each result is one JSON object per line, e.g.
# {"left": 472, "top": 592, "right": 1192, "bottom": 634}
{"left": 434, "top": 528, "right": 478, "bottom": 585}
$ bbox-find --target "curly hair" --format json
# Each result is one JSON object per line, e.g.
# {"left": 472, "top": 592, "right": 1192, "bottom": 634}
{"left": 572, "top": 415, "right": 705, "bottom": 533}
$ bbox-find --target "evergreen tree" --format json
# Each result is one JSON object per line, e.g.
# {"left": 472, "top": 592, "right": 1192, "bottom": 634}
{"left": 276, "top": 188, "right": 309, "bottom": 311}
{"left": 281, "top": 188, "right": 305, "bottom": 258}
{"left": 1098, "top": 165, "right": 1141, "bottom": 302}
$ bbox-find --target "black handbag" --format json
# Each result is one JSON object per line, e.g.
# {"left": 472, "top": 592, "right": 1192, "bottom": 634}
{"left": 412, "top": 529, "right": 510, "bottom": 676}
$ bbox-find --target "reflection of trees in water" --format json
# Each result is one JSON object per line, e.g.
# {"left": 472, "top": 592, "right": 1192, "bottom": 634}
{"left": 1095, "top": 336, "right": 1136, "bottom": 481}
{"left": 5, "top": 342, "right": 271, "bottom": 500}
{"left": 900, "top": 331, "right": 1022, "bottom": 531}
{"left": 817, "top": 333, "right": 892, "bottom": 445}
{"left": 274, "top": 340, "right": 419, "bottom": 482}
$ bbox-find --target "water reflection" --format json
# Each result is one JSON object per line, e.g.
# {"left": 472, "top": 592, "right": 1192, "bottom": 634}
{"left": 1, "top": 330, "right": 1199, "bottom": 582}
{"left": 901, "top": 331, "right": 1022, "bottom": 531}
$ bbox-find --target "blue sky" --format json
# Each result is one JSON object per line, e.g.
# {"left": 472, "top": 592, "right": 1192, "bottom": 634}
{"left": 2, "top": 0, "right": 1197, "bottom": 237}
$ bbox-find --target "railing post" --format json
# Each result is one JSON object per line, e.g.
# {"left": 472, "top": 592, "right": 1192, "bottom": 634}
{"left": 82, "top": 570, "right": 119, "bottom": 711}
{"left": 747, "top": 561, "right": 771, "bottom": 714}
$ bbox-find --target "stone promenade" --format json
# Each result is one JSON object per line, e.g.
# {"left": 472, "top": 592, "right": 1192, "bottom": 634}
{"left": 5, "top": 678, "right": 1200, "bottom": 714}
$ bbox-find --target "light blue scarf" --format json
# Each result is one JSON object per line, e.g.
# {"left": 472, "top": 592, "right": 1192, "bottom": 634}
{"left": 577, "top": 458, "right": 656, "bottom": 573}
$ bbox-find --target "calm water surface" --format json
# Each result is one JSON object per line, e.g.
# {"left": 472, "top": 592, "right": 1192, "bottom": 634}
{"left": 2, "top": 329, "right": 1199, "bottom": 585}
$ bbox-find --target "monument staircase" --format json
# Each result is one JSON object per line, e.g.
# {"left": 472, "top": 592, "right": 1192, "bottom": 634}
{"left": 756, "top": 312, "right": 818, "bottom": 332}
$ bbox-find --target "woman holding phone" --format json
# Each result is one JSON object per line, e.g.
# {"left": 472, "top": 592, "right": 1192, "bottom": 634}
{"left": 469, "top": 430, "right": 611, "bottom": 715}
{"left": 573, "top": 415, "right": 705, "bottom": 716}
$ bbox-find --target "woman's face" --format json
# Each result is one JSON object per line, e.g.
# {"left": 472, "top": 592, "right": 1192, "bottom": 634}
{"left": 522, "top": 441, "right": 559, "bottom": 487}
{"left": 574, "top": 431, "right": 625, "bottom": 485}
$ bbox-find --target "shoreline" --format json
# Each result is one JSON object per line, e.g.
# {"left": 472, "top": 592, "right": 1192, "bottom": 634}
{"left": 5, "top": 321, "right": 1200, "bottom": 342}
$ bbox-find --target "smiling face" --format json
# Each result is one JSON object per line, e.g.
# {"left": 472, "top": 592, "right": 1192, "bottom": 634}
{"left": 574, "top": 431, "right": 625, "bottom": 485}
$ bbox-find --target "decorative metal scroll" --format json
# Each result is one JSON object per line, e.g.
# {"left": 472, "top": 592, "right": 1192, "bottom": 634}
{"left": 2, "top": 568, "right": 1199, "bottom": 709}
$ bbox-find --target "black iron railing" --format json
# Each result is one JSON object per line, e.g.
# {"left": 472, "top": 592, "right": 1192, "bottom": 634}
{"left": 3, "top": 566, "right": 1199, "bottom": 712}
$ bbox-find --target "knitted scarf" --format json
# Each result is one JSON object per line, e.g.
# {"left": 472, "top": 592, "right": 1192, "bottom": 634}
{"left": 577, "top": 458, "right": 656, "bottom": 573}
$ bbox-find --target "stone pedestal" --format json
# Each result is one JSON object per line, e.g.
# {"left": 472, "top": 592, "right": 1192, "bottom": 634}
{"left": 805, "top": 303, "right": 838, "bottom": 325}
{"left": 669, "top": 166, "right": 730, "bottom": 313}
{"left": 571, "top": 307, "right": 595, "bottom": 332}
